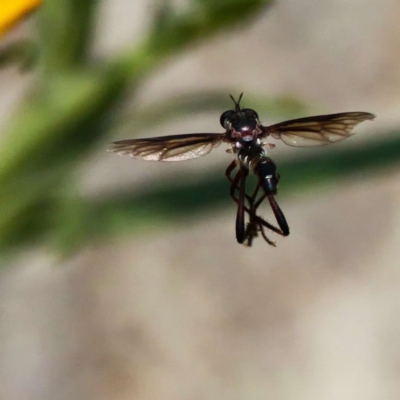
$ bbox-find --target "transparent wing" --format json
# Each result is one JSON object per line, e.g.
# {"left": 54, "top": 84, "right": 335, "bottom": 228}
{"left": 108, "top": 133, "right": 224, "bottom": 161}
{"left": 262, "top": 112, "right": 375, "bottom": 147}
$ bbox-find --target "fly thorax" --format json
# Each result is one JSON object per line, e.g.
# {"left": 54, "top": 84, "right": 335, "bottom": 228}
{"left": 237, "top": 144, "right": 265, "bottom": 169}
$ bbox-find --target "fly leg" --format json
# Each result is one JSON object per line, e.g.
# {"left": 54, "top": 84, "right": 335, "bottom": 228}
{"left": 243, "top": 184, "right": 290, "bottom": 245}
{"left": 225, "top": 160, "right": 253, "bottom": 205}
{"left": 225, "top": 160, "right": 237, "bottom": 187}
{"left": 253, "top": 193, "right": 290, "bottom": 237}
{"left": 267, "top": 196, "right": 289, "bottom": 236}
{"left": 230, "top": 167, "right": 249, "bottom": 244}
{"left": 244, "top": 183, "right": 276, "bottom": 246}
{"left": 226, "top": 162, "right": 283, "bottom": 245}
{"left": 226, "top": 161, "right": 253, "bottom": 244}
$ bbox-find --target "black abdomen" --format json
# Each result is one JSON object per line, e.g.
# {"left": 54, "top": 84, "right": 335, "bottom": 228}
{"left": 254, "top": 158, "right": 279, "bottom": 195}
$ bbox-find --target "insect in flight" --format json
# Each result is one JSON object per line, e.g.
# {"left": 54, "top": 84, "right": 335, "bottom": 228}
{"left": 109, "top": 94, "right": 375, "bottom": 246}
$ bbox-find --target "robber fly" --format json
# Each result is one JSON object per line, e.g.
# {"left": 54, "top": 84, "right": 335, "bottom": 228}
{"left": 109, "top": 94, "right": 374, "bottom": 246}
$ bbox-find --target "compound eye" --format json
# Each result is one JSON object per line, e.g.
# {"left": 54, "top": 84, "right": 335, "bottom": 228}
{"left": 242, "top": 108, "right": 259, "bottom": 120}
{"left": 220, "top": 110, "right": 234, "bottom": 128}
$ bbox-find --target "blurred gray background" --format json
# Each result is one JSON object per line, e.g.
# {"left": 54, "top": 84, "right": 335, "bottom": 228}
{"left": 1, "top": 1, "right": 400, "bottom": 399}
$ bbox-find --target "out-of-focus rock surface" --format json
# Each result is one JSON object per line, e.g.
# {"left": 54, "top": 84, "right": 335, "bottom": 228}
{"left": 1, "top": 1, "right": 400, "bottom": 400}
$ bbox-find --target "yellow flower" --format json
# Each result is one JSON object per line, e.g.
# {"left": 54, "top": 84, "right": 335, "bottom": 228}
{"left": 0, "top": 0, "right": 42, "bottom": 37}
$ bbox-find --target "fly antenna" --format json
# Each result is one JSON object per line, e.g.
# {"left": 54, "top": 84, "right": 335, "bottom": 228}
{"left": 229, "top": 93, "right": 244, "bottom": 111}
